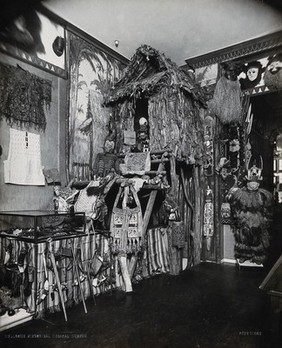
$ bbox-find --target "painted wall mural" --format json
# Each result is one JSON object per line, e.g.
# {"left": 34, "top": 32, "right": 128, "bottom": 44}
{"left": 68, "top": 32, "right": 125, "bottom": 181}
{"left": 238, "top": 53, "right": 282, "bottom": 94}
{"left": 195, "top": 64, "right": 218, "bottom": 87}
{"left": 194, "top": 52, "right": 282, "bottom": 96}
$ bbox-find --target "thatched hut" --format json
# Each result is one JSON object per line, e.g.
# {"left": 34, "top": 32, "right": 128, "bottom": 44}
{"left": 104, "top": 45, "right": 207, "bottom": 271}
{"left": 105, "top": 44, "right": 206, "bottom": 159}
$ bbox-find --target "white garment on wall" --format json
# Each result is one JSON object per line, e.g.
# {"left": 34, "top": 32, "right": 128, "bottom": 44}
{"left": 4, "top": 128, "right": 45, "bottom": 185}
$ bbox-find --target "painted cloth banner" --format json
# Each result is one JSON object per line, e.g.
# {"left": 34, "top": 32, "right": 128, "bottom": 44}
{"left": 147, "top": 227, "right": 170, "bottom": 275}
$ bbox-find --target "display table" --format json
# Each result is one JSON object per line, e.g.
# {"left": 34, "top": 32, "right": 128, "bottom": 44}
{"left": 0, "top": 211, "right": 112, "bottom": 327}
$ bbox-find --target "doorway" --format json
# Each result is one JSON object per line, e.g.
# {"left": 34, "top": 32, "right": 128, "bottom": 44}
{"left": 250, "top": 90, "right": 282, "bottom": 267}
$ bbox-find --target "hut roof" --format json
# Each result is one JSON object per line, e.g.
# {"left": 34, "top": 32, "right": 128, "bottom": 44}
{"left": 104, "top": 44, "right": 206, "bottom": 105}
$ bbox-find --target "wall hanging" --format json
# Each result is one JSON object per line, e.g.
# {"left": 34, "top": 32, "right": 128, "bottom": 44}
{"left": 4, "top": 128, "right": 45, "bottom": 185}
{"left": 203, "top": 186, "right": 214, "bottom": 251}
{"left": 203, "top": 115, "right": 214, "bottom": 177}
{"left": 0, "top": 63, "right": 51, "bottom": 131}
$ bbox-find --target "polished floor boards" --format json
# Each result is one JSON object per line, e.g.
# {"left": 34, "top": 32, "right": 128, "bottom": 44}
{"left": 1, "top": 262, "right": 281, "bottom": 348}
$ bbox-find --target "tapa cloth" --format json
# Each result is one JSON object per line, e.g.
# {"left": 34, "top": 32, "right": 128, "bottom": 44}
{"left": 4, "top": 128, "right": 45, "bottom": 185}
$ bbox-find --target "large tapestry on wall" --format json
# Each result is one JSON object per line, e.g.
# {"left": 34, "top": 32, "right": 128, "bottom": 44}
{"left": 68, "top": 32, "right": 125, "bottom": 181}
{"left": 0, "top": 62, "right": 52, "bottom": 131}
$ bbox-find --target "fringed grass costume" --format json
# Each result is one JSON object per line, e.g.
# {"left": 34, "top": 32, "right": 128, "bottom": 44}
{"left": 229, "top": 166, "right": 273, "bottom": 264}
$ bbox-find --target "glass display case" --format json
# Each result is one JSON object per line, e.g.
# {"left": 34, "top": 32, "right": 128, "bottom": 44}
{"left": 0, "top": 210, "right": 112, "bottom": 327}
{"left": 0, "top": 210, "right": 86, "bottom": 242}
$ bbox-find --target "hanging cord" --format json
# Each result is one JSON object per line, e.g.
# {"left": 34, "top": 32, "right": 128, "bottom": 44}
{"left": 180, "top": 166, "right": 194, "bottom": 214}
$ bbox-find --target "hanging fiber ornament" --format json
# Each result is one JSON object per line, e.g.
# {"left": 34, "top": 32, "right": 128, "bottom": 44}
{"left": 264, "top": 53, "right": 282, "bottom": 90}
{"left": 210, "top": 62, "right": 243, "bottom": 124}
{"left": 210, "top": 75, "right": 242, "bottom": 124}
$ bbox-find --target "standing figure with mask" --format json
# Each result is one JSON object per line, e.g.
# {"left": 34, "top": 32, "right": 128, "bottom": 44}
{"left": 228, "top": 157, "right": 273, "bottom": 265}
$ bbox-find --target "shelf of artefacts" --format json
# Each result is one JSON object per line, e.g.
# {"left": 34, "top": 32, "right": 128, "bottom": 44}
{"left": 0, "top": 210, "right": 86, "bottom": 242}
{"left": 66, "top": 149, "right": 175, "bottom": 294}
{"left": 0, "top": 210, "right": 113, "bottom": 328}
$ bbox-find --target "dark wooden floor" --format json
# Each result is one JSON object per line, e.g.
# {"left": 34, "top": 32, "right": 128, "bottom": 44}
{"left": 1, "top": 262, "right": 281, "bottom": 348}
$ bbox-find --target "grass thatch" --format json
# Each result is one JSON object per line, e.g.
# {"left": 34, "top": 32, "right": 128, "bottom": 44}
{"left": 104, "top": 44, "right": 206, "bottom": 105}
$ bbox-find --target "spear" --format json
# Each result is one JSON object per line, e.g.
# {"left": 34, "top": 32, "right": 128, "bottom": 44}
{"left": 47, "top": 238, "right": 68, "bottom": 322}
{"left": 70, "top": 240, "right": 87, "bottom": 313}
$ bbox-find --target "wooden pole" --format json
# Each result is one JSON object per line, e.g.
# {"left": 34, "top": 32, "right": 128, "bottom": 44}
{"left": 119, "top": 187, "right": 133, "bottom": 292}
{"left": 70, "top": 241, "right": 87, "bottom": 313}
{"left": 47, "top": 238, "right": 68, "bottom": 322}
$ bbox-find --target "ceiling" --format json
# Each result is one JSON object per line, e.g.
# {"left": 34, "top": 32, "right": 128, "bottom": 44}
{"left": 43, "top": 0, "right": 282, "bottom": 65}
{"left": 1, "top": 0, "right": 281, "bottom": 66}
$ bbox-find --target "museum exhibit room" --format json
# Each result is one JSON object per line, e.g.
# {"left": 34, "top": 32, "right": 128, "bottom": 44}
{"left": 1, "top": 0, "right": 282, "bottom": 347}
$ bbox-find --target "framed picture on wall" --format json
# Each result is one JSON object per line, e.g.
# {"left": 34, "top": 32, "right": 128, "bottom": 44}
{"left": 0, "top": 7, "right": 67, "bottom": 78}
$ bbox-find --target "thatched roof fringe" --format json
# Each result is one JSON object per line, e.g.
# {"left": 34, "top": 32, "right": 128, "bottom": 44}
{"left": 104, "top": 45, "right": 207, "bottom": 106}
